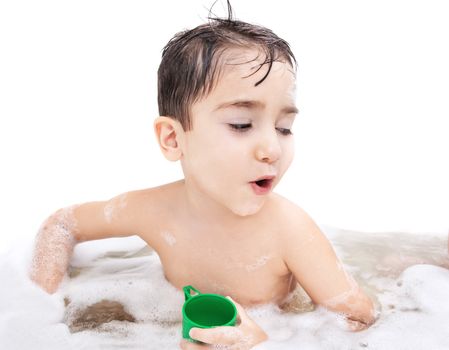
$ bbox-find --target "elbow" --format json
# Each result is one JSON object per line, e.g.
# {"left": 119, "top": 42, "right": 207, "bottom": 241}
{"left": 346, "top": 296, "right": 377, "bottom": 331}
{"left": 322, "top": 290, "right": 377, "bottom": 331}
{"left": 37, "top": 206, "right": 79, "bottom": 242}
{"left": 30, "top": 206, "right": 80, "bottom": 293}
{"left": 29, "top": 270, "right": 63, "bottom": 294}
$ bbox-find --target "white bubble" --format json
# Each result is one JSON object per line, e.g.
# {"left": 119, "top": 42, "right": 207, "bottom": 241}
{"left": 160, "top": 231, "right": 177, "bottom": 247}
{"left": 245, "top": 255, "right": 272, "bottom": 272}
{"left": 104, "top": 194, "right": 128, "bottom": 224}
{"left": 3, "top": 230, "right": 449, "bottom": 349}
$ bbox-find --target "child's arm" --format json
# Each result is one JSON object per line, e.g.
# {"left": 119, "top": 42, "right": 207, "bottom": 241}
{"left": 282, "top": 209, "right": 376, "bottom": 330}
{"left": 30, "top": 192, "right": 147, "bottom": 293}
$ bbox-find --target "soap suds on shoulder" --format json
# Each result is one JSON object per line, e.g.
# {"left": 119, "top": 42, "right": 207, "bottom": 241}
{"left": 160, "top": 231, "right": 177, "bottom": 246}
{"left": 104, "top": 194, "right": 128, "bottom": 223}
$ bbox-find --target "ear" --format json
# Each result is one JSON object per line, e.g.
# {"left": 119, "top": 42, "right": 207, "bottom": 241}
{"left": 153, "top": 116, "right": 184, "bottom": 161}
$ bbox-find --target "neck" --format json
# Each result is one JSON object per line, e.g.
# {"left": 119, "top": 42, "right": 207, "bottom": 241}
{"left": 180, "top": 178, "right": 250, "bottom": 232}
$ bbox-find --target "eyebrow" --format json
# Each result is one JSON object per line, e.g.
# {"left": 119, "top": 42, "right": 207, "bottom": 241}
{"left": 214, "top": 99, "right": 299, "bottom": 115}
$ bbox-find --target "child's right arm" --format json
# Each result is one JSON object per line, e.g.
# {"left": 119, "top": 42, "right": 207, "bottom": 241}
{"left": 29, "top": 192, "right": 146, "bottom": 293}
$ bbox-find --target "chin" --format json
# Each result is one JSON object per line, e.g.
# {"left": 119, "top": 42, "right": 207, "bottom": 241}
{"left": 231, "top": 200, "right": 265, "bottom": 217}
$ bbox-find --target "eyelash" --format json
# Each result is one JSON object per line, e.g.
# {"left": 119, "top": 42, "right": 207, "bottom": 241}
{"left": 228, "top": 124, "right": 293, "bottom": 136}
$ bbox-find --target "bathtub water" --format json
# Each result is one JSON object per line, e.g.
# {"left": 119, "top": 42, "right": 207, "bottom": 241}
{"left": 1, "top": 228, "right": 448, "bottom": 349}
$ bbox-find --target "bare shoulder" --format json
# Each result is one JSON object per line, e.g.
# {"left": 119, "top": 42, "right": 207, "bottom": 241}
{"left": 72, "top": 181, "right": 182, "bottom": 243}
{"left": 269, "top": 193, "right": 323, "bottom": 241}
{"left": 124, "top": 180, "right": 181, "bottom": 212}
{"left": 267, "top": 193, "right": 332, "bottom": 260}
{"left": 115, "top": 180, "right": 183, "bottom": 228}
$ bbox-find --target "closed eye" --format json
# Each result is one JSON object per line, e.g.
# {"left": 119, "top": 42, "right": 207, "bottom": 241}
{"left": 229, "top": 124, "right": 293, "bottom": 136}
{"left": 229, "top": 123, "right": 252, "bottom": 132}
{"left": 276, "top": 128, "right": 293, "bottom": 136}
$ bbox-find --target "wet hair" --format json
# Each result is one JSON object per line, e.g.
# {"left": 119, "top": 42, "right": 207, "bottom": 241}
{"left": 157, "top": 1, "right": 297, "bottom": 131}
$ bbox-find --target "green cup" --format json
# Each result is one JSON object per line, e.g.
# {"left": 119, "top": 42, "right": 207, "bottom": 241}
{"left": 182, "top": 285, "right": 237, "bottom": 342}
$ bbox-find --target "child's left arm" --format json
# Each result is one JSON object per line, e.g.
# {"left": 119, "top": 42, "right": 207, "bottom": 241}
{"left": 282, "top": 209, "right": 376, "bottom": 330}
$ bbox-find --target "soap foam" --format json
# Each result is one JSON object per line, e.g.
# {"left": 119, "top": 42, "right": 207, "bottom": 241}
{"left": 245, "top": 255, "right": 271, "bottom": 272}
{"left": 104, "top": 194, "right": 128, "bottom": 224}
{"left": 1, "top": 230, "right": 449, "bottom": 349}
{"left": 29, "top": 206, "right": 79, "bottom": 289}
{"left": 160, "top": 231, "right": 177, "bottom": 247}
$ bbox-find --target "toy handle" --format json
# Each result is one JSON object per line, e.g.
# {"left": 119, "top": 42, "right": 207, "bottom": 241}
{"left": 183, "top": 285, "right": 201, "bottom": 301}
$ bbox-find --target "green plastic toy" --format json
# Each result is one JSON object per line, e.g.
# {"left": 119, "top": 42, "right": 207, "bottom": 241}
{"left": 182, "top": 285, "right": 237, "bottom": 342}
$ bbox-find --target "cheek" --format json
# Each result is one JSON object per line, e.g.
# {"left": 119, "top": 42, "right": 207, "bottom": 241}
{"left": 281, "top": 139, "right": 295, "bottom": 170}
{"left": 186, "top": 135, "right": 234, "bottom": 175}
{"left": 199, "top": 130, "right": 245, "bottom": 162}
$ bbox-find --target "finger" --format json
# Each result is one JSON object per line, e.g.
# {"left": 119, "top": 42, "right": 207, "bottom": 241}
{"left": 179, "top": 339, "right": 210, "bottom": 350}
{"left": 226, "top": 296, "right": 249, "bottom": 323}
{"left": 190, "top": 326, "right": 244, "bottom": 345}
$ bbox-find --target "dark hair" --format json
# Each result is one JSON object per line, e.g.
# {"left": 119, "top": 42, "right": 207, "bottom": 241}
{"left": 157, "top": 1, "right": 297, "bottom": 131}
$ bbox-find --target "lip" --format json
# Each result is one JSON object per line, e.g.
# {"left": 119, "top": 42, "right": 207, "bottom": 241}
{"left": 249, "top": 175, "right": 276, "bottom": 195}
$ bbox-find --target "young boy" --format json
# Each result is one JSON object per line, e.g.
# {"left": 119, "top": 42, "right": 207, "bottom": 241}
{"left": 29, "top": 7, "right": 375, "bottom": 350}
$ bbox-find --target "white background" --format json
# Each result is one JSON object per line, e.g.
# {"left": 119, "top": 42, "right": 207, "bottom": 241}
{"left": 0, "top": 0, "right": 448, "bottom": 252}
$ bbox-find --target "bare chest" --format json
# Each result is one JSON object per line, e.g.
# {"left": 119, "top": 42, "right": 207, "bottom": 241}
{"left": 153, "top": 226, "right": 292, "bottom": 306}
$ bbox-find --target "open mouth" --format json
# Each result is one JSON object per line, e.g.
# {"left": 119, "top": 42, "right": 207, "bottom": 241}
{"left": 254, "top": 178, "right": 273, "bottom": 188}
{"left": 250, "top": 176, "right": 275, "bottom": 195}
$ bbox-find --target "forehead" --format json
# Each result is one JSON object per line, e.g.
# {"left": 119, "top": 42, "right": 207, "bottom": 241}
{"left": 198, "top": 47, "right": 296, "bottom": 107}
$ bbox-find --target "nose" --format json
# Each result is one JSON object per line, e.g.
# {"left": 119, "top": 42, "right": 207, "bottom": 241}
{"left": 255, "top": 128, "right": 282, "bottom": 164}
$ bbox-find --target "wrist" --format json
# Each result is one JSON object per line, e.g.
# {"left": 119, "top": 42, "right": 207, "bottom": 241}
{"left": 250, "top": 326, "right": 268, "bottom": 347}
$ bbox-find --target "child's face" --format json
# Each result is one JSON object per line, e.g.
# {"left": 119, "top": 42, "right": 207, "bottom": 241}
{"left": 180, "top": 48, "right": 297, "bottom": 217}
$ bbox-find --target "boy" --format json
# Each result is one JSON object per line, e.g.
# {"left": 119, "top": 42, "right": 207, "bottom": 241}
{"left": 30, "top": 6, "right": 375, "bottom": 350}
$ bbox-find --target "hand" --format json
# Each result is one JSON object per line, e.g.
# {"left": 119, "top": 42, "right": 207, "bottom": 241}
{"left": 180, "top": 297, "right": 268, "bottom": 350}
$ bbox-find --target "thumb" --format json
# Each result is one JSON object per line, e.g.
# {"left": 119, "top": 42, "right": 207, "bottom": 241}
{"left": 227, "top": 296, "right": 250, "bottom": 323}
